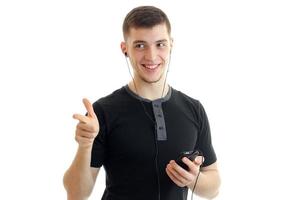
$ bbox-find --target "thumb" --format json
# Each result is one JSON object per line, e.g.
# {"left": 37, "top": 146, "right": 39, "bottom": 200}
{"left": 195, "top": 156, "right": 204, "bottom": 165}
{"left": 82, "top": 98, "right": 97, "bottom": 118}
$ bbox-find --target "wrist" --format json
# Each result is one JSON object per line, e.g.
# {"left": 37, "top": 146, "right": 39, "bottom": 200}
{"left": 78, "top": 143, "right": 93, "bottom": 152}
{"left": 187, "top": 179, "right": 196, "bottom": 188}
{"left": 188, "top": 171, "right": 201, "bottom": 189}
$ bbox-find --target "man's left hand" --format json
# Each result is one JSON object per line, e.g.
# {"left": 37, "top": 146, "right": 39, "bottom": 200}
{"left": 165, "top": 156, "right": 204, "bottom": 187}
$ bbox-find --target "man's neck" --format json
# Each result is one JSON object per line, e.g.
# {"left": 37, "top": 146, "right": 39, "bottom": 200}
{"left": 128, "top": 80, "right": 169, "bottom": 101}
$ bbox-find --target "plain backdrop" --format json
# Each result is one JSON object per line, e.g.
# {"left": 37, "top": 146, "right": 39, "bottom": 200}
{"left": 0, "top": 0, "right": 299, "bottom": 199}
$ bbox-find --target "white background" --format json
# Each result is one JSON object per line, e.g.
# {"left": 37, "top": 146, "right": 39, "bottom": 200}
{"left": 0, "top": 0, "right": 299, "bottom": 199}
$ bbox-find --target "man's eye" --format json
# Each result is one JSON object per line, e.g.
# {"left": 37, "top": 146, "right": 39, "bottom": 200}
{"left": 157, "top": 43, "right": 166, "bottom": 48}
{"left": 135, "top": 44, "right": 145, "bottom": 49}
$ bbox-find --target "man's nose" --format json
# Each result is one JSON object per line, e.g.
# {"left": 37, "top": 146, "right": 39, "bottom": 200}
{"left": 144, "top": 47, "right": 157, "bottom": 61}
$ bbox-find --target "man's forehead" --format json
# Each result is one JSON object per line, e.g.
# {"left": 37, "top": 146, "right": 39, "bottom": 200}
{"left": 126, "top": 24, "right": 170, "bottom": 42}
{"left": 127, "top": 29, "right": 169, "bottom": 43}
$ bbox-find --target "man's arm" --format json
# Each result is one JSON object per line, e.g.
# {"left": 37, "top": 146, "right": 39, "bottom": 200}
{"left": 187, "top": 162, "right": 221, "bottom": 199}
{"left": 166, "top": 157, "right": 221, "bottom": 199}
{"left": 63, "top": 98, "right": 100, "bottom": 200}
{"left": 63, "top": 148, "right": 100, "bottom": 200}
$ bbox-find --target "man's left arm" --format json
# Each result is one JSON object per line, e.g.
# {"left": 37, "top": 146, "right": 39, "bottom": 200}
{"left": 166, "top": 157, "right": 221, "bottom": 199}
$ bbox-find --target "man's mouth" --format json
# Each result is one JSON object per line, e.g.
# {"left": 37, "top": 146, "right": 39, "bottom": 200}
{"left": 142, "top": 64, "right": 160, "bottom": 70}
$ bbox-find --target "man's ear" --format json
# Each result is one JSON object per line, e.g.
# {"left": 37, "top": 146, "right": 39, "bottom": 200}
{"left": 120, "top": 42, "right": 127, "bottom": 55}
{"left": 170, "top": 37, "right": 174, "bottom": 52}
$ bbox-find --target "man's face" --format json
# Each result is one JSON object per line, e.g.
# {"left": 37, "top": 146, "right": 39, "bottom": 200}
{"left": 122, "top": 23, "right": 172, "bottom": 84}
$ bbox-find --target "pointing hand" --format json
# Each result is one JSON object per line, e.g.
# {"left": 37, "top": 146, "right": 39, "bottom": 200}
{"left": 73, "top": 98, "right": 100, "bottom": 148}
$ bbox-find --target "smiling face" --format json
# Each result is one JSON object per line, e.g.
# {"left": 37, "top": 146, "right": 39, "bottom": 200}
{"left": 121, "top": 23, "right": 172, "bottom": 85}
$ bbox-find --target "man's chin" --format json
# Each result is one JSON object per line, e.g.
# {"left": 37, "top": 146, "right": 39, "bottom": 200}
{"left": 141, "top": 75, "right": 164, "bottom": 84}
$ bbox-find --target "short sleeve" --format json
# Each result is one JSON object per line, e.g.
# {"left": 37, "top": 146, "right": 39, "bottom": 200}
{"left": 195, "top": 101, "right": 217, "bottom": 167}
{"left": 90, "top": 101, "right": 108, "bottom": 168}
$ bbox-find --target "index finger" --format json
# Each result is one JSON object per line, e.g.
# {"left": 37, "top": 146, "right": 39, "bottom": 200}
{"left": 73, "top": 113, "right": 89, "bottom": 124}
{"left": 82, "top": 98, "right": 96, "bottom": 118}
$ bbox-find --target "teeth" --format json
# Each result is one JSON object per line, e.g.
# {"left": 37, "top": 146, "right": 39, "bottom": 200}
{"left": 143, "top": 64, "right": 159, "bottom": 69}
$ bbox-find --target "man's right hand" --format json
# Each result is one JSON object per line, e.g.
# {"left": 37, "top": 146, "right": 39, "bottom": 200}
{"left": 73, "top": 98, "right": 100, "bottom": 148}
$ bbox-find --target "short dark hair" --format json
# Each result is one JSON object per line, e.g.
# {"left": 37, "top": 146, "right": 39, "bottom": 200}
{"left": 122, "top": 6, "right": 171, "bottom": 40}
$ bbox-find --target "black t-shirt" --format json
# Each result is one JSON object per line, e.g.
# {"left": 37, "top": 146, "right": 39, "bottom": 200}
{"left": 91, "top": 85, "right": 217, "bottom": 200}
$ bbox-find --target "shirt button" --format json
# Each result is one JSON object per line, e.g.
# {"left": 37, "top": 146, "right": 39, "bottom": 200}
{"left": 154, "top": 104, "right": 159, "bottom": 108}
{"left": 158, "top": 126, "right": 164, "bottom": 130}
{"left": 157, "top": 114, "right": 162, "bottom": 117}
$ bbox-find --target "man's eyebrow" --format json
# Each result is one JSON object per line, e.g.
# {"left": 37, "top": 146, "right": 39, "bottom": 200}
{"left": 132, "top": 39, "right": 168, "bottom": 44}
{"left": 132, "top": 40, "right": 146, "bottom": 44}
{"left": 156, "top": 39, "right": 168, "bottom": 43}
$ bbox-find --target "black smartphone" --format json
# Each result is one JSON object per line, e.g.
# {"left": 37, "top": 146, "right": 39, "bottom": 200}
{"left": 175, "top": 150, "right": 202, "bottom": 170}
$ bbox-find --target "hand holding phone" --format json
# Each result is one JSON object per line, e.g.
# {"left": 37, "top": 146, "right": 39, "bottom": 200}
{"left": 175, "top": 150, "right": 203, "bottom": 170}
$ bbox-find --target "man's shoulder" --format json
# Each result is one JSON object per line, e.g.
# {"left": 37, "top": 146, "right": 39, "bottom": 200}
{"left": 171, "top": 88, "right": 207, "bottom": 122}
{"left": 93, "top": 86, "right": 129, "bottom": 107}
{"left": 171, "top": 88, "right": 200, "bottom": 107}
{"left": 91, "top": 86, "right": 133, "bottom": 116}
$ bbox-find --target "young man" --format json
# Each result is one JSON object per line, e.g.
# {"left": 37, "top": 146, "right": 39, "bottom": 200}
{"left": 63, "top": 6, "right": 221, "bottom": 200}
